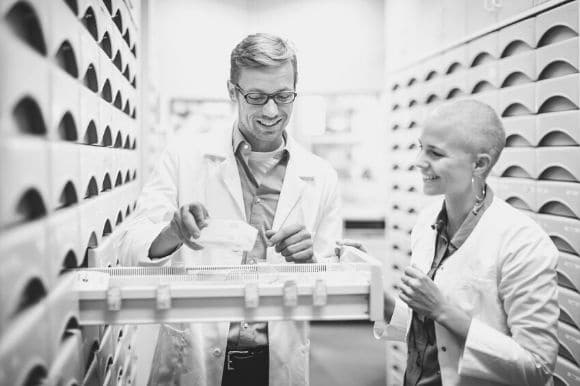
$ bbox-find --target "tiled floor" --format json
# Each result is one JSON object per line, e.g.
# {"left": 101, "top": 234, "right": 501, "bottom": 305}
{"left": 310, "top": 321, "right": 386, "bottom": 386}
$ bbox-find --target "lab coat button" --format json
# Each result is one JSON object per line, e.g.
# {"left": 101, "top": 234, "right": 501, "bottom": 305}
{"left": 212, "top": 348, "right": 222, "bottom": 357}
{"left": 255, "top": 197, "right": 261, "bottom": 204}
{"left": 441, "top": 346, "right": 447, "bottom": 352}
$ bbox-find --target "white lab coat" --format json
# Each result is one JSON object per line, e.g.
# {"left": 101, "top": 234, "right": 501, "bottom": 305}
{"left": 376, "top": 196, "right": 559, "bottom": 386}
{"left": 119, "top": 126, "right": 342, "bottom": 385}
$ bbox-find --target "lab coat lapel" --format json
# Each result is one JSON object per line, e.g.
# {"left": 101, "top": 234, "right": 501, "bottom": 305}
{"left": 413, "top": 209, "right": 440, "bottom": 274}
{"left": 419, "top": 230, "right": 437, "bottom": 273}
{"left": 272, "top": 139, "right": 310, "bottom": 231}
{"left": 204, "top": 126, "right": 246, "bottom": 221}
{"left": 218, "top": 153, "right": 246, "bottom": 221}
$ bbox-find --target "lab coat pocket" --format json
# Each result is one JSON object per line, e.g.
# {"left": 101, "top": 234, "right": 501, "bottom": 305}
{"left": 268, "top": 321, "right": 308, "bottom": 386}
{"left": 148, "top": 323, "right": 195, "bottom": 386}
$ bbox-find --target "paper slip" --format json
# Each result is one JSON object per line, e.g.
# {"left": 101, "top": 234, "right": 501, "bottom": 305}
{"left": 193, "top": 219, "right": 258, "bottom": 251}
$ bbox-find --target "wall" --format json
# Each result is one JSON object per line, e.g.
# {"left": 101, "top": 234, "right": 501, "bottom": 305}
{"left": 149, "top": 0, "right": 250, "bottom": 100}
{"left": 150, "top": 0, "right": 384, "bottom": 100}
{"left": 248, "top": 0, "right": 385, "bottom": 94}
{"left": 0, "top": 0, "right": 142, "bottom": 384}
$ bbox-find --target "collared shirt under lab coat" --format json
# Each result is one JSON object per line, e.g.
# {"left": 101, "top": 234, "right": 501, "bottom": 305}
{"left": 119, "top": 126, "right": 342, "bottom": 385}
{"left": 376, "top": 196, "right": 559, "bottom": 386}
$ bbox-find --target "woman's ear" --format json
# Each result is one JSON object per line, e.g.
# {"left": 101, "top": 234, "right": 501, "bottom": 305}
{"left": 227, "top": 81, "right": 237, "bottom": 102}
{"left": 474, "top": 153, "right": 492, "bottom": 177}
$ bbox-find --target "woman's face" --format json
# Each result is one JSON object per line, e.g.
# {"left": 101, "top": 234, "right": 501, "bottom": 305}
{"left": 415, "top": 119, "right": 475, "bottom": 197}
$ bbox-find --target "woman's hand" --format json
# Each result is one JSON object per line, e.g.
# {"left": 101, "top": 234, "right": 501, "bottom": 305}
{"left": 398, "top": 265, "right": 472, "bottom": 341}
{"left": 397, "top": 266, "right": 446, "bottom": 320}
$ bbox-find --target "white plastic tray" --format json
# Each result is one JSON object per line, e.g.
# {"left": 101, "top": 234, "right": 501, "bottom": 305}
{"left": 74, "top": 247, "right": 384, "bottom": 325}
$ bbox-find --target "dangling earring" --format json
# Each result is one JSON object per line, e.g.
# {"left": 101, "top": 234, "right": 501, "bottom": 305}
{"left": 472, "top": 176, "right": 486, "bottom": 215}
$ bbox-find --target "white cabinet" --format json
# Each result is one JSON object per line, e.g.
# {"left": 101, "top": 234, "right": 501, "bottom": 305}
{"left": 467, "top": 0, "right": 534, "bottom": 35}
{"left": 385, "top": 0, "right": 535, "bottom": 72}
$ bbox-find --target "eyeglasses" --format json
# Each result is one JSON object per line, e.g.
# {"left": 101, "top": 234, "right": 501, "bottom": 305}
{"left": 234, "top": 84, "right": 297, "bottom": 105}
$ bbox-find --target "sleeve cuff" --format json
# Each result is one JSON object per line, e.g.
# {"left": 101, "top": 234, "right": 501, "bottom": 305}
{"left": 122, "top": 222, "right": 173, "bottom": 266}
{"left": 374, "top": 299, "right": 409, "bottom": 341}
{"left": 458, "top": 318, "right": 506, "bottom": 381}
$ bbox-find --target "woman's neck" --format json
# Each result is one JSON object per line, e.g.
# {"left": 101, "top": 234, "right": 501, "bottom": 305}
{"left": 444, "top": 191, "right": 476, "bottom": 237}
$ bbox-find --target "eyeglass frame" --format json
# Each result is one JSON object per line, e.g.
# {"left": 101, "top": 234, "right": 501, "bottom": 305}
{"left": 233, "top": 83, "right": 297, "bottom": 106}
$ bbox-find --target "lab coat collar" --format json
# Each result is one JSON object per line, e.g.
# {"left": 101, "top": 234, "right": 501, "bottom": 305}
{"left": 201, "top": 124, "right": 316, "bottom": 227}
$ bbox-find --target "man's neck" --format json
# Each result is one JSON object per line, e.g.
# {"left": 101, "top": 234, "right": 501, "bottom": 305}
{"left": 251, "top": 138, "right": 283, "bottom": 152}
{"left": 238, "top": 124, "right": 284, "bottom": 152}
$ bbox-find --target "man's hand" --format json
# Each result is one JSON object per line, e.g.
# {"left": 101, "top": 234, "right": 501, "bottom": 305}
{"left": 149, "top": 203, "right": 209, "bottom": 258}
{"left": 397, "top": 266, "right": 446, "bottom": 320}
{"left": 169, "top": 203, "right": 210, "bottom": 250}
{"left": 265, "top": 224, "right": 314, "bottom": 263}
{"left": 334, "top": 239, "right": 367, "bottom": 258}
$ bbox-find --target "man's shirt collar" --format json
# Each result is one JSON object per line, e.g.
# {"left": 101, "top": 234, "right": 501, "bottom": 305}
{"left": 232, "top": 122, "right": 289, "bottom": 162}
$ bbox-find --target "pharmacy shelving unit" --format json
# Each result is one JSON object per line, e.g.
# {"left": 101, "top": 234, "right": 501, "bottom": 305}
{"left": 0, "top": 0, "right": 141, "bottom": 385}
{"left": 384, "top": 0, "right": 580, "bottom": 384}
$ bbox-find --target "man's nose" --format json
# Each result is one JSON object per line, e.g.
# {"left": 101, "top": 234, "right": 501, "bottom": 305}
{"left": 262, "top": 98, "right": 279, "bottom": 117}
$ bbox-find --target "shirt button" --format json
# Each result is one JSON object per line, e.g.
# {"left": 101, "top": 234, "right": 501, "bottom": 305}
{"left": 212, "top": 348, "right": 222, "bottom": 357}
{"left": 441, "top": 346, "right": 447, "bottom": 352}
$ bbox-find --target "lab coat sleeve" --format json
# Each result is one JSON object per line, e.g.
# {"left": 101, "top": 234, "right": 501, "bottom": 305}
{"left": 313, "top": 167, "right": 343, "bottom": 263}
{"left": 375, "top": 209, "right": 432, "bottom": 341}
{"left": 374, "top": 299, "right": 410, "bottom": 341}
{"left": 118, "top": 144, "right": 181, "bottom": 266}
{"left": 458, "top": 225, "right": 559, "bottom": 385}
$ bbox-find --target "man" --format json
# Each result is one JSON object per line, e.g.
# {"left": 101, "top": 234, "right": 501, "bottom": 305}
{"left": 120, "top": 33, "right": 342, "bottom": 385}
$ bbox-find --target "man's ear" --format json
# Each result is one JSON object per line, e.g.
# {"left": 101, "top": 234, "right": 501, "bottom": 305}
{"left": 474, "top": 153, "right": 492, "bottom": 177}
{"left": 227, "top": 81, "right": 237, "bottom": 102}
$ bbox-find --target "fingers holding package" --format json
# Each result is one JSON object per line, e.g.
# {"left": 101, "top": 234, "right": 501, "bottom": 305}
{"left": 170, "top": 203, "right": 210, "bottom": 250}
{"left": 265, "top": 224, "right": 314, "bottom": 263}
{"left": 397, "top": 266, "right": 445, "bottom": 320}
{"left": 334, "top": 239, "right": 367, "bottom": 258}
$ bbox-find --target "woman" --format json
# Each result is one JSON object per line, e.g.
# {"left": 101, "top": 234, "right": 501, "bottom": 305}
{"left": 376, "top": 100, "right": 559, "bottom": 385}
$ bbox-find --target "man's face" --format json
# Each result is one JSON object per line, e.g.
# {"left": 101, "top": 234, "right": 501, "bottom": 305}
{"left": 229, "top": 62, "right": 295, "bottom": 152}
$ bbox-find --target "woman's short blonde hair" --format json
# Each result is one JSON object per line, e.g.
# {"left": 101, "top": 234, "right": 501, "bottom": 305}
{"left": 431, "top": 100, "right": 506, "bottom": 175}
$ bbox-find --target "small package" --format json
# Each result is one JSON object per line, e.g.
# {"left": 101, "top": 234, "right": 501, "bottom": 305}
{"left": 193, "top": 219, "right": 258, "bottom": 252}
